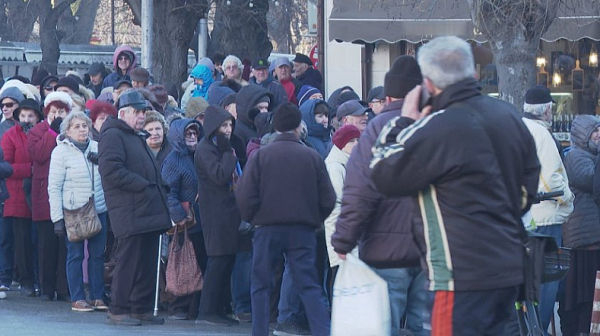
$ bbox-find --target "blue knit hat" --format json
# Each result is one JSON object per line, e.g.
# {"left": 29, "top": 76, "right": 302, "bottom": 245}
{"left": 297, "top": 85, "right": 321, "bottom": 107}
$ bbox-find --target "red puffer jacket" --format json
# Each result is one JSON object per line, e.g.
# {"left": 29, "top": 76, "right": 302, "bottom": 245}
{"left": 1, "top": 124, "right": 32, "bottom": 218}
{"left": 28, "top": 121, "right": 57, "bottom": 222}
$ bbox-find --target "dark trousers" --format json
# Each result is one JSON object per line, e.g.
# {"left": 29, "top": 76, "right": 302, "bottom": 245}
{"left": 431, "top": 286, "right": 519, "bottom": 336}
{"left": 169, "top": 232, "right": 207, "bottom": 318}
{"left": 110, "top": 231, "right": 160, "bottom": 315}
{"left": 0, "top": 216, "right": 14, "bottom": 285}
{"left": 199, "top": 254, "right": 236, "bottom": 315}
{"left": 252, "top": 225, "right": 330, "bottom": 336}
{"left": 35, "top": 220, "right": 68, "bottom": 297}
{"left": 12, "top": 217, "right": 34, "bottom": 288}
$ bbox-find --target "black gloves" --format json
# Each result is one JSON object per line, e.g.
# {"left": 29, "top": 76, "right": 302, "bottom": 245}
{"left": 216, "top": 133, "right": 232, "bottom": 153}
{"left": 54, "top": 219, "right": 65, "bottom": 237}
{"left": 50, "top": 117, "right": 63, "bottom": 134}
{"left": 87, "top": 152, "right": 99, "bottom": 165}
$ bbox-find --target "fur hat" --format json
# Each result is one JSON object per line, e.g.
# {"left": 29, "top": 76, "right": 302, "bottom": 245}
{"left": 384, "top": 56, "right": 423, "bottom": 99}
{"left": 43, "top": 92, "right": 73, "bottom": 114}
{"left": 186, "top": 97, "right": 209, "bottom": 119}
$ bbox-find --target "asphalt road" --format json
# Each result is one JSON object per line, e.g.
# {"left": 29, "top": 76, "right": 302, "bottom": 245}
{"left": 1, "top": 290, "right": 252, "bottom": 336}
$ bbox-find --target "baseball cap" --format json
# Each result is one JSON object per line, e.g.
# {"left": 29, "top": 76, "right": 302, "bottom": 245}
{"left": 252, "top": 57, "right": 269, "bottom": 70}
{"left": 118, "top": 91, "right": 148, "bottom": 110}
{"left": 273, "top": 57, "right": 292, "bottom": 69}
{"left": 366, "top": 86, "right": 385, "bottom": 103}
{"left": 336, "top": 100, "right": 372, "bottom": 121}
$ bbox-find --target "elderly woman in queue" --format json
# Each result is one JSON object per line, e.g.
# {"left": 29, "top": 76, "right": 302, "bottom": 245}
{"left": 88, "top": 101, "right": 117, "bottom": 141}
{"left": 143, "top": 111, "right": 172, "bottom": 168}
{"left": 561, "top": 115, "right": 600, "bottom": 334}
{"left": 27, "top": 92, "right": 72, "bottom": 302}
{"left": 161, "top": 117, "right": 207, "bottom": 320}
{"left": 1, "top": 98, "right": 44, "bottom": 296}
{"left": 48, "top": 112, "right": 107, "bottom": 312}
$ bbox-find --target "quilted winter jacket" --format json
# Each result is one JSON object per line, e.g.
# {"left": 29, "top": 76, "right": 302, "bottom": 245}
{"left": 522, "top": 118, "right": 573, "bottom": 226}
{"left": 48, "top": 135, "right": 106, "bottom": 223}
{"left": 563, "top": 115, "right": 600, "bottom": 249}
{"left": 1, "top": 124, "right": 33, "bottom": 218}
{"left": 28, "top": 121, "right": 57, "bottom": 221}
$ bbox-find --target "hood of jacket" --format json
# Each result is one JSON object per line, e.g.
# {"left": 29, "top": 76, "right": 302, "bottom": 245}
{"left": 571, "top": 114, "right": 600, "bottom": 152}
{"left": 326, "top": 144, "right": 349, "bottom": 166}
{"left": 236, "top": 84, "right": 274, "bottom": 127}
{"left": 168, "top": 118, "right": 203, "bottom": 153}
{"left": 208, "top": 84, "right": 235, "bottom": 106}
{"left": 190, "top": 64, "right": 214, "bottom": 99}
{"left": 203, "top": 106, "right": 234, "bottom": 138}
{"left": 112, "top": 45, "right": 137, "bottom": 74}
{"left": 300, "top": 99, "right": 331, "bottom": 140}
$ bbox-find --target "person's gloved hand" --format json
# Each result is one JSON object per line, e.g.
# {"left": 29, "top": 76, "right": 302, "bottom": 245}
{"left": 87, "top": 151, "right": 99, "bottom": 165}
{"left": 50, "top": 117, "right": 63, "bottom": 134}
{"left": 54, "top": 219, "right": 65, "bottom": 238}
{"left": 216, "top": 133, "right": 232, "bottom": 153}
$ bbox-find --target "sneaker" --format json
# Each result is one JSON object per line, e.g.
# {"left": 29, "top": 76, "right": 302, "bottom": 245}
{"left": 273, "top": 322, "right": 312, "bottom": 336}
{"left": 0, "top": 284, "right": 10, "bottom": 291}
{"left": 71, "top": 300, "right": 94, "bottom": 312}
{"left": 130, "top": 313, "right": 164, "bottom": 325}
{"left": 168, "top": 312, "right": 188, "bottom": 320}
{"left": 235, "top": 312, "right": 252, "bottom": 323}
{"left": 195, "top": 313, "right": 237, "bottom": 326}
{"left": 106, "top": 313, "right": 142, "bottom": 326}
{"left": 89, "top": 299, "right": 109, "bottom": 311}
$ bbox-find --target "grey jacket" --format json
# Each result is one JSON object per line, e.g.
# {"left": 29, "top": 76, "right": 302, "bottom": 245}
{"left": 563, "top": 115, "right": 600, "bottom": 249}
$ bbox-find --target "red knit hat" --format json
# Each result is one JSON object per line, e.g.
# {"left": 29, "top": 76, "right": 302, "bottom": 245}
{"left": 332, "top": 125, "right": 360, "bottom": 149}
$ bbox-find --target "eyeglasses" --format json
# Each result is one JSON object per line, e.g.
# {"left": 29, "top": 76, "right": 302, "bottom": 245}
{"left": 0, "top": 103, "right": 15, "bottom": 109}
{"left": 118, "top": 56, "right": 130, "bottom": 61}
{"left": 44, "top": 86, "right": 54, "bottom": 91}
{"left": 185, "top": 131, "right": 198, "bottom": 138}
{"left": 224, "top": 66, "right": 238, "bottom": 71}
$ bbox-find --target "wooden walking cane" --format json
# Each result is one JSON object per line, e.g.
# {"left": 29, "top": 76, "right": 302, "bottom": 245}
{"left": 153, "top": 234, "right": 163, "bottom": 317}
{"left": 590, "top": 271, "right": 600, "bottom": 335}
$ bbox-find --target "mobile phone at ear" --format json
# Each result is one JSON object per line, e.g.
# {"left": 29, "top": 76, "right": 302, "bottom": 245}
{"left": 419, "top": 87, "right": 432, "bottom": 111}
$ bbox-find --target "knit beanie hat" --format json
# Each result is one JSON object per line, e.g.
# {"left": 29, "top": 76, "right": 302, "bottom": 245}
{"left": 66, "top": 71, "right": 84, "bottom": 85}
{"left": 384, "top": 55, "right": 423, "bottom": 99}
{"left": 44, "top": 91, "right": 73, "bottom": 114}
{"left": 297, "top": 85, "right": 322, "bottom": 107}
{"left": 0, "top": 87, "right": 25, "bottom": 104}
{"left": 148, "top": 85, "right": 169, "bottom": 105}
{"left": 222, "top": 93, "right": 236, "bottom": 108}
{"left": 185, "top": 97, "right": 209, "bottom": 119}
{"left": 273, "top": 103, "right": 302, "bottom": 133}
{"left": 87, "top": 62, "right": 106, "bottom": 76}
{"left": 208, "top": 85, "right": 235, "bottom": 106}
{"left": 31, "top": 68, "right": 50, "bottom": 86}
{"left": 332, "top": 125, "right": 361, "bottom": 149}
{"left": 54, "top": 76, "right": 81, "bottom": 95}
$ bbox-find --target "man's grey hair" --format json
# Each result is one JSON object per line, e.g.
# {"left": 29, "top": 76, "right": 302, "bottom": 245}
{"left": 417, "top": 36, "right": 476, "bottom": 90}
{"left": 523, "top": 102, "right": 552, "bottom": 116}
{"left": 61, "top": 111, "right": 92, "bottom": 133}
{"left": 223, "top": 55, "right": 243, "bottom": 70}
{"left": 117, "top": 106, "right": 135, "bottom": 119}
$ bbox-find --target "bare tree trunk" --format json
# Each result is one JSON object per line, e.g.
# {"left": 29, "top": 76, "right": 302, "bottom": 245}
{"left": 40, "top": 0, "right": 78, "bottom": 74}
{"left": 467, "top": 0, "right": 560, "bottom": 109}
{"left": 0, "top": 0, "right": 40, "bottom": 42}
{"left": 60, "top": 0, "right": 102, "bottom": 44}
{"left": 208, "top": 0, "right": 273, "bottom": 59}
{"left": 151, "top": 0, "right": 207, "bottom": 90}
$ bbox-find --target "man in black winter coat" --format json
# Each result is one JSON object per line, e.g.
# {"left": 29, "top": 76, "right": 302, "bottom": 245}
{"left": 99, "top": 90, "right": 171, "bottom": 326}
{"left": 236, "top": 103, "right": 336, "bottom": 336}
{"left": 370, "top": 36, "right": 540, "bottom": 335}
{"left": 332, "top": 55, "right": 427, "bottom": 336}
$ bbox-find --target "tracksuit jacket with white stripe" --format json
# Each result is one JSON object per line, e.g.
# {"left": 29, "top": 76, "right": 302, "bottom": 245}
{"left": 370, "top": 78, "right": 540, "bottom": 292}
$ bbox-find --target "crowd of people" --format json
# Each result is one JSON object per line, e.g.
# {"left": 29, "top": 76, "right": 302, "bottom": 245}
{"left": 0, "top": 35, "right": 598, "bottom": 336}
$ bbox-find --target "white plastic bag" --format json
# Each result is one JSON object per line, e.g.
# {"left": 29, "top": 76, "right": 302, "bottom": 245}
{"left": 331, "top": 254, "right": 391, "bottom": 336}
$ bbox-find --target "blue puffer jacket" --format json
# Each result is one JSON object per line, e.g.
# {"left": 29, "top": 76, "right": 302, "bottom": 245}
{"left": 162, "top": 118, "right": 203, "bottom": 233}
{"left": 299, "top": 99, "right": 331, "bottom": 159}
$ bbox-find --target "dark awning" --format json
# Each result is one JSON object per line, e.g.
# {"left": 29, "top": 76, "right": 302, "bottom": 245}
{"left": 329, "top": 0, "right": 600, "bottom": 43}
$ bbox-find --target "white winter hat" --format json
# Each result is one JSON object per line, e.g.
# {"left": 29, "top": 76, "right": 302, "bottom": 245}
{"left": 44, "top": 91, "right": 73, "bottom": 110}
